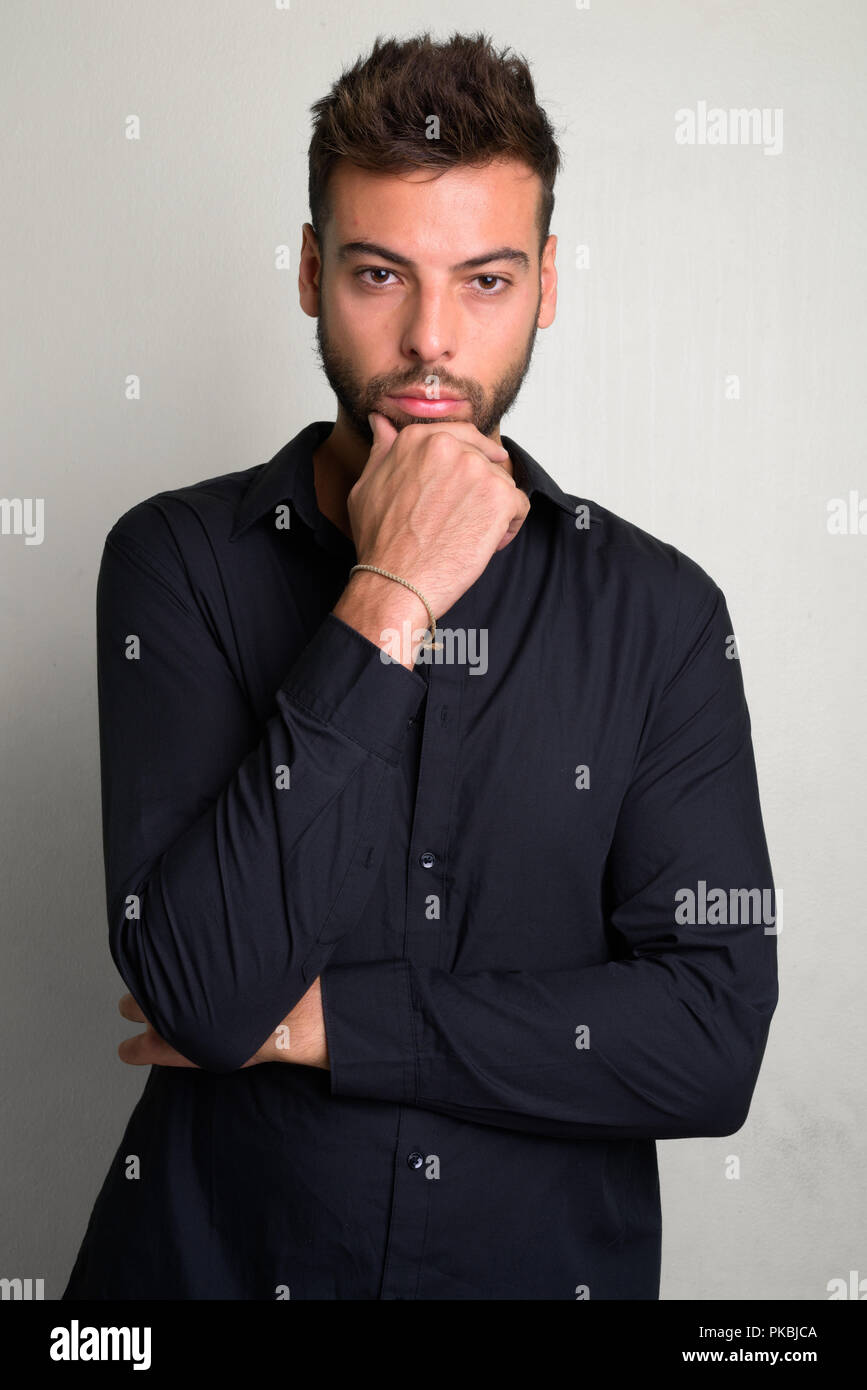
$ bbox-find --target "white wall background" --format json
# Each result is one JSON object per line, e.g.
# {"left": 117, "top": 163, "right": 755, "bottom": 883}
{"left": 1, "top": 0, "right": 864, "bottom": 1300}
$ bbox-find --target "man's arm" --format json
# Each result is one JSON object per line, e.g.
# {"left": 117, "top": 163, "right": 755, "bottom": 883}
{"left": 96, "top": 505, "right": 427, "bottom": 1074}
{"left": 321, "top": 569, "right": 779, "bottom": 1140}
{"left": 116, "top": 978, "right": 329, "bottom": 1069}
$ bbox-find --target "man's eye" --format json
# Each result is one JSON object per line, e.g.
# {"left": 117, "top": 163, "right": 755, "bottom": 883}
{"left": 472, "top": 274, "right": 509, "bottom": 295}
{"left": 356, "top": 267, "right": 398, "bottom": 287}
{"left": 354, "top": 268, "right": 510, "bottom": 295}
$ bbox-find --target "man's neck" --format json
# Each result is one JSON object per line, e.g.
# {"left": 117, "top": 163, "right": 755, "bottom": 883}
{"left": 312, "top": 421, "right": 364, "bottom": 541}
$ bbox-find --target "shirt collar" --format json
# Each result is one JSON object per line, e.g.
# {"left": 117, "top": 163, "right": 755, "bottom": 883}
{"left": 229, "top": 419, "right": 590, "bottom": 542}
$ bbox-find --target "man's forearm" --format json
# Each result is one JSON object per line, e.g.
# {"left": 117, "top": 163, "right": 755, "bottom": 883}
{"left": 117, "top": 977, "right": 330, "bottom": 1071}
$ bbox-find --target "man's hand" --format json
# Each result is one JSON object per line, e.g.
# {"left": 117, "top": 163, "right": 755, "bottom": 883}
{"left": 347, "top": 413, "right": 530, "bottom": 622}
{"left": 117, "top": 977, "right": 329, "bottom": 1071}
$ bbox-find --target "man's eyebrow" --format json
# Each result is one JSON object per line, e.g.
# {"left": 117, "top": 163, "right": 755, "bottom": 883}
{"left": 337, "top": 240, "right": 531, "bottom": 273}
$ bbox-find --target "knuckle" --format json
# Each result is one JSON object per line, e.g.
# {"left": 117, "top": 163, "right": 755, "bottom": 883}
{"left": 458, "top": 446, "right": 488, "bottom": 472}
{"left": 400, "top": 420, "right": 429, "bottom": 443}
{"left": 422, "top": 429, "right": 456, "bottom": 457}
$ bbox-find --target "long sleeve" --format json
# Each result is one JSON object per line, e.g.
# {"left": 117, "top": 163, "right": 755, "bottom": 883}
{"left": 96, "top": 513, "right": 427, "bottom": 1073}
{"left": 322, "top": 574, "right": 779, "bottom": 1141}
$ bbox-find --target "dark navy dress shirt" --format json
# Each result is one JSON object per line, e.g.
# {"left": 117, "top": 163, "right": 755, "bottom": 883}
{"left": 62, "top": 419, "right": 778, "bottom": 1300}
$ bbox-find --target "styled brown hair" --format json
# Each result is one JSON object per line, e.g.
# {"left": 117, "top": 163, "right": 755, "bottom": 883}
{"left": 308, "top": 31, "right": 563, "bottom": 260}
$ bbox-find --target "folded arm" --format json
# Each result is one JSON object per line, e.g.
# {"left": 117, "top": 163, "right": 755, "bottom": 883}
{"left": 322, "top": 573, "right": 779, "bottom": 1140}
{"left": 96, "top": 509, "right": 426, "bottom": 1073}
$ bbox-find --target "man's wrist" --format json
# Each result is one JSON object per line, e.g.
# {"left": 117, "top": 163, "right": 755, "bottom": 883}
{"left": 333, "top": 569, "right": 431, "bottom": 670}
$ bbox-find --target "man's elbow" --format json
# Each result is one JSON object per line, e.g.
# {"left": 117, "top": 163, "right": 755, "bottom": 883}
{"left": 693, "top": 1082, "right": 756, "bottom": 1138}
{"left": 109, "top": 918, "right": 251, "bottom": 1075}
{"left": 688, "top": 999, "right": 777, "bottom": 1138}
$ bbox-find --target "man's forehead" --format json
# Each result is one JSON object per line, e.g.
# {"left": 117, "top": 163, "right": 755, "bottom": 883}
{"left": 325, "top": 158, "right": 540, "bottom": 255}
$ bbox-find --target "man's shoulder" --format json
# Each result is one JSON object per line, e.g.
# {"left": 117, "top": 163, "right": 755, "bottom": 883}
{"left": 567, "top": 493, "right": 723, "bottom": 616}
{"left": 519, "top": 437, "right": 721, "bottom": 608}
{"left": 102, "top": 459, "right": 266, "bottom": 564}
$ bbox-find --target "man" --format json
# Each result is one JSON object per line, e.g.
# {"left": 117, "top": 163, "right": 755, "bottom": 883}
{"left": 62, "top": 31, "right": 778, "bottom": 1301}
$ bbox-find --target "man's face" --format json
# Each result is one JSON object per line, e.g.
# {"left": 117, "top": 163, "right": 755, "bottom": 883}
{"left": 302, "top": 158, "right": 557, "bottom": 445}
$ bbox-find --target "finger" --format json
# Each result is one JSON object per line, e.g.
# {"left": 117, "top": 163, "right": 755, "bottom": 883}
{"left": 495, "top": 492, "right": 532, "bottom": 550}
{"left": 118, "top": 992, "right": 147, "bottom": 1024}
{"left": 409, "top": 420, "right": 511, "bottom": 465}
{"left": 118, "top": 1029, "right": 198, "bottom": 1068}
{"left": 369, "top": 412, "right": 510, "bottom": 467}
{"left": 366, "top": 410, "right": 398, "bottom": 459}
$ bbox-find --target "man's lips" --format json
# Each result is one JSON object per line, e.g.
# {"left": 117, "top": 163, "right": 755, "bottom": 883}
{"left": 385, "top": 392, "right": 468, "bottom": 416}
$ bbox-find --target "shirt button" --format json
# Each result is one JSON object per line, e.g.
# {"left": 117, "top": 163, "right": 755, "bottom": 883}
{"left": 419, "top": 851, "right": 436, "bottom": 869}
{"left": 406, "top": 1150, "right": 425, "bottom": 1170}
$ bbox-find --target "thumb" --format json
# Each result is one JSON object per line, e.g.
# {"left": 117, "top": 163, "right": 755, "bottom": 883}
{"left": 367, "top": 410, "right": 397, "bottom": 457}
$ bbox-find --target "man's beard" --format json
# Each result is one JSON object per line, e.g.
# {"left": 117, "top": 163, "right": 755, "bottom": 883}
{"left": 314, "top": 286, "right": 541, "bottom": 446}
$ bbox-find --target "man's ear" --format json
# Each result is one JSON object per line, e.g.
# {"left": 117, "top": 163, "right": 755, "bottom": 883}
{"left": 538, "top": 232, "right": 557, "bottom": 330}
{"left": 298, "top": 222, "right": 323, "bottom": 318}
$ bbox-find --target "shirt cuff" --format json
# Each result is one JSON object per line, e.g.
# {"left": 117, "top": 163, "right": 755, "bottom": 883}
{"left": 321, "top": 959, "right": 417, "bottom": 1104}
{"left": 277, "top": 613, "right": 428, "bottom": 765}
